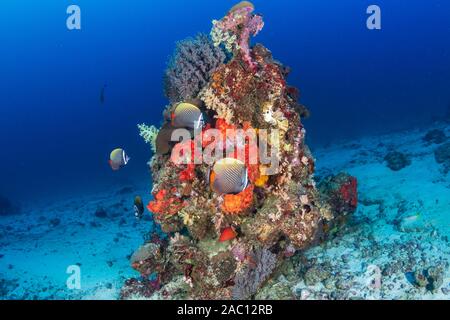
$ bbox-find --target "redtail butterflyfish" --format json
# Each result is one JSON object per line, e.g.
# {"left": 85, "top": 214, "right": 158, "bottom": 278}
{"left": 171, "top": 102, "right": 204, "bottom": 130}
{"left": 209, "top": 158, "right": 248, "bottom": 195}
{"left": 109, "top": 148, "right": 130, "bottom": 171}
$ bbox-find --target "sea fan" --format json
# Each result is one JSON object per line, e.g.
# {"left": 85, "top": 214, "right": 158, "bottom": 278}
{"left": 164, "top": 33, "right": 226, "bottom": 103}
{"left": 232, "top": 247, "right": 277, "bottom": 299}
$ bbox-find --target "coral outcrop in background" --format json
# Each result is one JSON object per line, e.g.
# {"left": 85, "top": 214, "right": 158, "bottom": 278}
{"left": 123, "top": 2, "right": 357, "bottom": 300}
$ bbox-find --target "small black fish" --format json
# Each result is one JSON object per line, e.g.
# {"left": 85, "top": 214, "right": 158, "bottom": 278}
{"left": 100, "top": 84, "right": 107, "bottom": 104}
{"left": 134, "top": 196, "right": 144, "bottom": 220}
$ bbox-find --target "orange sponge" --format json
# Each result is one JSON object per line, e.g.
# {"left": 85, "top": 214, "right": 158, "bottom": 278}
{"left": 222, "top": 185, "right": 254, "bottom": 214}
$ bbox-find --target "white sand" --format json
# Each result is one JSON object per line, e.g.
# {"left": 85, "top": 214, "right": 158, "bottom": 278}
{"left": 289, "top": 122, "right": 449, "bottom": 300}
{"left": 0, "top": 184, "right": 151, "bottom": 299}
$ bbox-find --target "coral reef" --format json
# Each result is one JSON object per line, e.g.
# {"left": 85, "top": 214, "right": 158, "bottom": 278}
{"left": 318, "top": 173, "right": 358, "bottom": 238}
{"left": 120, "top": 278, "right": 161, "bottom": 300}
{"left": 232, "top": 247, "right": 277, "bottom": 299}
{"left": 164, "top": 34, "right": 226, "bottom": 104}
{"left": 423, "top": 129, "right": 447, "bottom": 145}
{"left": 124, "top": 2, "right": 358, "bottom": 300}
{"left": 211, "top": 2, "right": 263, "bottom": 70}
{"left": 412, "top": 266, "right": 444, "bottom": 293}
{"left": 384, "top": 151, "right": 411, "bottom": 171}
{"left": 0, "top": 277, "right": 19, "bottom": 299}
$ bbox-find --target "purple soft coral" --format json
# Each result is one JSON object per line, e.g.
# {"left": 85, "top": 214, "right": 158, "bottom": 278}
{"left": 164, "top": 33, "right": 226, "bottom": 103}
{"left": 212, "top": 5, "right": 264, "bottom": 70}
{"left": 239, "top": 13, "right": 264, "bottom": 69}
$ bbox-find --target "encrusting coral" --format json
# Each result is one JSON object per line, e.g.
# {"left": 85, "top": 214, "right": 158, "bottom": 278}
{"left": 124, "top": 2, "right": 358, "bottom": 300}
{"left": 211, "top": 1, "right": 264, "bottom": 70}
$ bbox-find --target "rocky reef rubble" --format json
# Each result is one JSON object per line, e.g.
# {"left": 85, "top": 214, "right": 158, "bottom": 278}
{"left": 123, "top": 2, "right": 357, "bottom": 300}
{"left": 423, "top": 129, "right": 447, "bottom": 145}
{"left": 384, "top": 151, "right": 411, "bottom": 171}
{"left": 0, "top": 277, "right": 19, "bottom": 299}
{"left": 412, "top": 266, "right": 445, "bottom": 293}
{"left": 255, "top": 215, "right": 449, "bottom": 300}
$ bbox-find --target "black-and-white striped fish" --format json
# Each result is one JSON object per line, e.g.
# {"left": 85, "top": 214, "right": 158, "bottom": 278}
{"left": 109, "top": 148, "right": 130, "bottom": 171}
{"left": 209, "top": 158, "right": 248, "bottom": 195}
{"left": 171, "top": 102, "right": 204, "bottom": 130}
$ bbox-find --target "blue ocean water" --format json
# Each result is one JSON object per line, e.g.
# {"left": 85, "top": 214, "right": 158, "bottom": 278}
{"left": 1, "top": 0, "right": 449, "bottom": 202}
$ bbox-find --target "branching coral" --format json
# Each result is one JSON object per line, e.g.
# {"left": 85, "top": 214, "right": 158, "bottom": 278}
{"left": 164, "top": 33, "right": 226, "bottom": 104}
{"left": 199, "top": 87, "right": 235, "bottom": 123}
